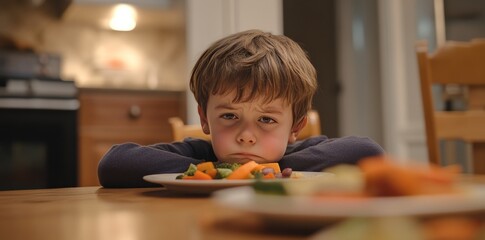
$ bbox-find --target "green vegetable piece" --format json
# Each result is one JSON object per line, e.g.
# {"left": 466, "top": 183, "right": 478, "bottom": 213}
{"left": 215, "top": 168, "right": 233, "bottom": 179}
{"left": 253, "top": 181, "right": 287, "bottom": 195}
{"left": 252, "top": 171, "right": 264, "bottom": 179}
{"left": 175, "top": 174, "right": 184, "bottom": 179}
{"left": 215, "top": 162, "right": 241, "bottom": 171}
{"left": 230, "top": 163, "right": 242, "bottom": 171}
{"left": 184, "top": 163, "right": 197, "bottom": 176}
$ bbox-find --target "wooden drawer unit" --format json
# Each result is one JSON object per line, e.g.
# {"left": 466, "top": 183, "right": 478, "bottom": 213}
{"left": 78, "top": 88, "right": 186, "bottom": 186}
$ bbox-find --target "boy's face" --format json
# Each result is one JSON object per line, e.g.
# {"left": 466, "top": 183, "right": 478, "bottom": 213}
{"left": 198, "top": 91, "right": 306, "bottom": 164}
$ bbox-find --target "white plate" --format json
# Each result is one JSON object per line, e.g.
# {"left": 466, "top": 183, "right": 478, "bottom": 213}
{"left": 212, "top": 185, "right": 485, "bottom": 228}
{"left": 143, "top": 172, "right": 330, "bottom": 194}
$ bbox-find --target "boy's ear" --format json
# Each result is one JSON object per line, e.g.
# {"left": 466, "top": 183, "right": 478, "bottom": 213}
{"left": 288, "top": 116, "right": 308, "bottom": 143}
{"left": 197, "top": 106, "right": 210, "bottom": 134}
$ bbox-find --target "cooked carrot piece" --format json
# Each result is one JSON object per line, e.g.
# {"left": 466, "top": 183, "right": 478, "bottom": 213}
{"left": 196, "top": 162, "right": 215, "bottom": 172}
{"left": 193, "top": 170, "right": 212, "bottom": 180}
{"left": 252, "top": 164, "right": 265, "bottom": 172}
{"left": 358, "top": 156, "right": 460, "bottom": 196}
{"left": 182, "top": 175, "right": 195, "bottom": 180}
{"left": 205, "top": 168, "right": 218, "bottom": 179}
{"left": 227, "top": 161, "right": 259, "bottom": 180}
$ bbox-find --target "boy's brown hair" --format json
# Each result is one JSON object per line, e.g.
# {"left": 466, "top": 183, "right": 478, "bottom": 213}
{"left": 189, "top": 29, "right": 317, "bottom": 124}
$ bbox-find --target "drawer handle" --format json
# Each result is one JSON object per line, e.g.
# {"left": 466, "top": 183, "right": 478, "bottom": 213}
{"left": 128, "top": 105, "right": 142, "bottom": 119}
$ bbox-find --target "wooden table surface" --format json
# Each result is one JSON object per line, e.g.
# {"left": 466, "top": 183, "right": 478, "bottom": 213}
{"left": 0, "top": 187, "right": 316, "bottom": 240}
{"left": 1, "top": 175, "right": 484, "bottom": 240}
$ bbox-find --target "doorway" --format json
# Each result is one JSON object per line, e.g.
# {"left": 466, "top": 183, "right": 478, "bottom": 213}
{"left": 283, "top": 0, "right": 339, "bottom": 137}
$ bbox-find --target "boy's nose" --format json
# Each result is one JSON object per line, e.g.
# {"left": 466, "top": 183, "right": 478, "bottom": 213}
{"left": 237, "top": 135, "right": 256, "bottom": 144}
{"left": 236, "top": 126, "right": 256, "bottom": 144}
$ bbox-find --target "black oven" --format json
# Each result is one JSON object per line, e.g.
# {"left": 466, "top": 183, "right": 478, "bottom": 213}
{"left": 0, "top": 107, "right": 78, "bottom": 190}
{"left": 0, "top": 77, "right": 79, "bottom": 190}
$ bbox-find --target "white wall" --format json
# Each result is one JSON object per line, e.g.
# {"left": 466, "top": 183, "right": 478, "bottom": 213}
{"left": 339, "top": 0, "right": 434, "bottom": 163}
{"left": 185, "top": 0, "right": 282, "bottom": 124}
{"left": 337, "top": 0, "right": 383, "bottom": 145}
{"left": 377, "top": 0, "right": 434, "bottom": 163}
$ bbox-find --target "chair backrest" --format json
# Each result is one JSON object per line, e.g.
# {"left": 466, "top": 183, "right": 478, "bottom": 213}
{"left": 415, "top": 39, "right": 485, "bottom": 170}
{"left": 168, "top": 117, "right": 212, "bottom": 141}
{"left": 169, "top": 109, "right": 322, "bottom": 142}
{"left": 297, "top": 109, "right": 322, "bottom": 140}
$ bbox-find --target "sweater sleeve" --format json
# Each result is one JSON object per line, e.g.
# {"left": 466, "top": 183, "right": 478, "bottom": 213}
{"left": 279, "top": 136, "right": 385, "bottom": 171}
{"left": 97, "top": 139, "right": 216, "bottom": 188}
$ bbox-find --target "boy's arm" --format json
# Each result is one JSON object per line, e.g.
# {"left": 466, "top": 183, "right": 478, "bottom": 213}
{"left": 279, "top": 136, "right": 384, "bottom": 171}
{"left": 97, "top": 139, "right": 215, "bottom": 188}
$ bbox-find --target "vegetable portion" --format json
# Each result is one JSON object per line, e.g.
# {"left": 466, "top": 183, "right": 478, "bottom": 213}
{"left": 358, "top": 156, "right": 460, "bottom": 196}
{"left": 254, "top": 156, "right": 462, "bottom": 197}
{"left": 176, "top": 161, "right": 294, "bottom": 180}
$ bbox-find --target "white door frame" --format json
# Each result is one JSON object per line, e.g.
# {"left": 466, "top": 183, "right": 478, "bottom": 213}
{"left": 185, "top": 0, "right": 283, "bottom": 124}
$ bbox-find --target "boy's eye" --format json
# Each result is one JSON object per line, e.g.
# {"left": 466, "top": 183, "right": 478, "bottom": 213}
{"left": 220, "top": 113, "right": 237, "bottom": 120}
{"left": 259, "top": 116, "right": 276, "bottom": 124}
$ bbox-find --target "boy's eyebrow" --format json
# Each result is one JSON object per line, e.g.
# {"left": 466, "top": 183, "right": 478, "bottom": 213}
{"left": 214, "top": 103, "right": 237, "bottom": 110}
{"left": 258, "top": 106, "right": 284, "bottom": 114}
{"left": 214, "top": 103, "right": 284, "bottom": 114}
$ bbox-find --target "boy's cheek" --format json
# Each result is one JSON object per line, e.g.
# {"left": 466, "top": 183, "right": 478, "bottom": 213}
{"left": 210, "top": 135, "right": 231, "bottom": 155}
{"left": 255, "top": 137, "right": 287, "bottom": 160}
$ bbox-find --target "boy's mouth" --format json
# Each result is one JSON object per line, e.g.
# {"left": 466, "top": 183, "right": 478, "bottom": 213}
{"left": 230, "top": 153, "right": 261, "bottom": 162}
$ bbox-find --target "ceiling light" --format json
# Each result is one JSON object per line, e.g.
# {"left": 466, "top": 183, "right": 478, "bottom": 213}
{"left": 109, "top": 4, "right": 137, "bottom": 31}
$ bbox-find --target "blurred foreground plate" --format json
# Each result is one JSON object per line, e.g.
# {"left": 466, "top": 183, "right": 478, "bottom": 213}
{"left": 143, "top": 172, "right": 329, "bottom": 194}
{"left": 212, "top": 185, "right": 485, "bottom": 228}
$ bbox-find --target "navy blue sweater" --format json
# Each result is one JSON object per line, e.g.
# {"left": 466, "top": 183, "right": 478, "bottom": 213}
{"left": 98, "top": 135, "right": 384, "bottom": 188}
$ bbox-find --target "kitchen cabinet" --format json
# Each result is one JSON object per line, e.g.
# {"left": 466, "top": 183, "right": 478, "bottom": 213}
{"left": 78, "top": 88, "right": 186, "bottom": 186}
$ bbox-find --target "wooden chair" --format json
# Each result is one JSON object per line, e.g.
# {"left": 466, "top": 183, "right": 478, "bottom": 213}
{"left": 415, "top": 39, "right": 485, "bottom": 174}
{"left": 169, "top": 109, "right": 322, "bottom": 142}
{"left": 168, "top": 117, "right": 212, "bottom": 141}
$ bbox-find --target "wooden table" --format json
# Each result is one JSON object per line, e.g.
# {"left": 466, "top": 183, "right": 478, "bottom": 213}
{"left": 0, "top": 187, "right": 314, "bottom": 240}
{"left": 1, "top": 176, "right": 484, "bottom": 240}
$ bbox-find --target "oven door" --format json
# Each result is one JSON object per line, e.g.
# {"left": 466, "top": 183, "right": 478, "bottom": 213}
{"left": 0, "top": 99, "right": 78, "bottom": 190}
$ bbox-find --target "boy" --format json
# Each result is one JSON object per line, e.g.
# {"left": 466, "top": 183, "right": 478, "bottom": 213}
{"left": 98, "top": 30, "right": 384, "bottom": 187}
